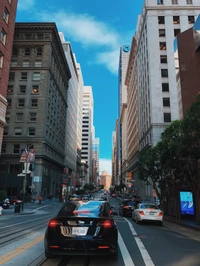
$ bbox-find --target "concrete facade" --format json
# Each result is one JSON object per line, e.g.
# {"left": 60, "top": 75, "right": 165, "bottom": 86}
{"left": 0, "top": 23, "right": 71, "bottom": 198}
{"left": 0, "top": 0, "right": 18, "bottom": 155}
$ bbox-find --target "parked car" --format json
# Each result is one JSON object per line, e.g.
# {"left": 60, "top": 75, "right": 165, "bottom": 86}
{"left": 44, "top": 200, "right": 118, "bottom": 260}
{"left": 9, "top": 196, "right": 23, "bottom": 205}
{"left": 132, "top": 202, "right": 163, "bottom": 225}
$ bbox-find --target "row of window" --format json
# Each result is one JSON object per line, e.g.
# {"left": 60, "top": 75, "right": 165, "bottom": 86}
{"left": 12, "top": 47, "right": 43, "bottom": 56}
{"left": 158, "top": 0, "right": 193, "bottom": 5}
{"left": 158, "top": 15, "right": 195, "bottom": 24}
{"left": 6, "top": 112, "right": 37, "bottom": 123}
{"left": 8, "top": 84, "right": 39, "bottom": 94}
{"left": 7, "top": 98, "right": 38, "bottom": 108}
{"left": 9, "top": 72, "right": 40, "bottom": 81}
{"left": 4, "top": 127, "right": 36, "bottom": 136}
{"left": 11, "top": 60, "right": 42, "bottom": 67}
{"left": 159, "top": 28, "right": 181, "bottom": 38}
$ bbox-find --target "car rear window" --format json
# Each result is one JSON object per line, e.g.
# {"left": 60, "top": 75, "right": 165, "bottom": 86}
{"left": 140, "top": 204, "right": 159, "bottom": 209}
{"left": 125, "top": 200, "right": 137, "bottom": 206}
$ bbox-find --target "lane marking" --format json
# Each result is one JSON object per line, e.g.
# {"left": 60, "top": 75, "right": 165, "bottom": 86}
{"left": 134, "top": 237, "right": 155, "bottom": 266}
{"left": 118, "top": 231, "right": 135, "bottom": 266}
{"left": 0, "top": 214, "right": 53, "bottom": 229}
{"left": 0, "top": 234, "right": 44, "bottom": 264}
{"left": 123, "top": 218, "right": 137, "bottom": 236}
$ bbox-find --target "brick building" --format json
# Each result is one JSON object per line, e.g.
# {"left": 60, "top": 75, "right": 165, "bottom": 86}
{"left": 0, "top": 0, "right": 18, "bottom": 154}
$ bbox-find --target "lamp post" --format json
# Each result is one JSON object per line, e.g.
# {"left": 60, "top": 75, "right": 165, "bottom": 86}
{"left": 21, "top": 157, "right": 29, "bottom": 211}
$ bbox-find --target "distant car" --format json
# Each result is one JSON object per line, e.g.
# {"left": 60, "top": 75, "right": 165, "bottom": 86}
{"left": 44, "top": 200, "right": 118, "bottom": 260}
{"left": 9, "top": 196, "right": 23, "bottom": 205}
{"left": 132, "top": 202, "right": 163, "bottom": 225}
{"left": 69, "top": 194, "right": 82, "bottom": 201}
{"left": 119, "top": 199, "right": 139, "bottom": 217}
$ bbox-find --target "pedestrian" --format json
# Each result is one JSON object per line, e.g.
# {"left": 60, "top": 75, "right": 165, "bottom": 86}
{"left": 38, "top": 195, "right": 42, "bottom": 205}
{"left": 32, "top": 195, "right": 36, "bottom": 204}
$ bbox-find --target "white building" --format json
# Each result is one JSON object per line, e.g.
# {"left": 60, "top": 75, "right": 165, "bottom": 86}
{"left": 81, "top": 86, "right": 94, "bottom": 184}
{"left": 118, "top": 45, "right": 130, "bottom": 185}
{"left": 136, "top": 0, "right": 200, "bottom": 199}
{"left": 136, "top": 0, "right": 200, "bottom": 150}
{"left": 59, "top": 33, "right": 78, "bottom": 177}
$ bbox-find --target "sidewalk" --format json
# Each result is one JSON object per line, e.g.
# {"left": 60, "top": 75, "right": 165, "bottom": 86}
{"left": 164, "top": 215, "right": 200, "bottom": 231}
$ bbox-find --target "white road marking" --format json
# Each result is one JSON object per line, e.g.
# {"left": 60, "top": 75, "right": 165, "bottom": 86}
{"left": 124, "top": 218, "right": 137, "bottom": 236}
{"left": 118, "top": 231, "right": 135, "bottom": 266}
{"left": 134, "top": 237, "right": 155, "bottom": 266}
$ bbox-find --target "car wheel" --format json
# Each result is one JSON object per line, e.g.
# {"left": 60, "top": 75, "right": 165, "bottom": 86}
{"left": 45, "top": 250, "right": 54, "bottom": 259}
{"left": 135, "top": 216, "right": 140, "bottom": 224}
{"left": 110, "top": 245, "right": 118, "bottom": 260}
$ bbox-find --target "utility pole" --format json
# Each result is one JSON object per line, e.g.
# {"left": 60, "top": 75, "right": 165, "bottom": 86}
{"left": 21, "top": 151, "right": 29, "bottom": 211}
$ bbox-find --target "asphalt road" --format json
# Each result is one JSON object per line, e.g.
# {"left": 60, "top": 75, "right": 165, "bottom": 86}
{"left": 0, "top": 194, "right": 200, "bottom": 266}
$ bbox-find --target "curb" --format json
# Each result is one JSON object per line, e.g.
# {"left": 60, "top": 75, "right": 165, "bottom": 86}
{"left": 164, "top": 216, "right": 200, "bottom": 231}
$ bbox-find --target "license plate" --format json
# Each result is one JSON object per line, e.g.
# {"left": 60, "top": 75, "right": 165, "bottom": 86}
{"left": 72, "top": 227, "right": 88, "bottom": 236}
{"left": 149, "top": 212, "right": 155, "bottom": 215}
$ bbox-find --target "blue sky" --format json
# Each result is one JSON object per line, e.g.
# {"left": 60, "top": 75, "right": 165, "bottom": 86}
{"left": 16, "top": 0, "right": 144, "bottom": 174}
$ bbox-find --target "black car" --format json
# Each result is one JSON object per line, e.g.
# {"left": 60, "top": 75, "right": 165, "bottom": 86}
{"left": 44, "top": 200, "right": 118, "bottom": 260}
{"left": 119, "top": 199, "right": 141, "bottom": 217}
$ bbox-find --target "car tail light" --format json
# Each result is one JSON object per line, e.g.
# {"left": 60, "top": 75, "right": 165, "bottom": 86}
{"left": 49, "top": 246, "right": 59, "bottom": 249}
{"left": 123, "top": 206, "right": 129, "bottom": 209}
{"left": 139, "top": 211, "right": 144, "bottom": 215}
{"left": 48, "top": 220, "right": 62, "bottom": 227}
{"left": 97, "top": 220, "right": 113, "bottom": 228}
{"left": 158, "top": 212, "right": 163, "bottom": 216}
{"left": 109, "top": 209, "right": 113, "bottom": 214}
{"left": 98, "top": 245, "right": 109, "bottom": 249}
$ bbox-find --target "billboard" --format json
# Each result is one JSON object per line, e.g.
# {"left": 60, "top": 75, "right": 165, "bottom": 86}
{"left": 180, "top": 191, "right": 194, "bottom": 215}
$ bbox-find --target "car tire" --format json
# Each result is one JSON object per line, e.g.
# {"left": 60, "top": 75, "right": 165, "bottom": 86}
{"left": 110, "top": 245, "right": 118, "bottom": 260}
{"left": 45, "top": 250, "right": 54, "bottom": 259}
{"left": 135, "top": 217, "right": 140, "bottom": 224}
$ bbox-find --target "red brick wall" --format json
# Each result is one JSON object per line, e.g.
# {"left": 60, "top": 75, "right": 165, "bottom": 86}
{"left": 177, "top": 28, "right": 200, "bottom": 118}
{"left": 0, "top": 0, "right": 18, "bottom": 98}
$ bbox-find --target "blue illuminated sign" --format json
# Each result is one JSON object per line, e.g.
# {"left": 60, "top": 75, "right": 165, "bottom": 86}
{"left": 180, "top": 191, "right": 194, "bottom": 215}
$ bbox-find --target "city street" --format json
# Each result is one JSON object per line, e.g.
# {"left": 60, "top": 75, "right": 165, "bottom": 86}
{"left": 0, "top": 196, "right": 200, "bottom": 266}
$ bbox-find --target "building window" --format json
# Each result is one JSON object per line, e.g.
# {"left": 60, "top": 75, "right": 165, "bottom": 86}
{"left": 7, "top": 85, "right": 13, "bottom": 93}
{"left": 24, "top": 47, "right": 31, "bottom": 56}
{"left": 25, "top": 33, "right": 32, "bottom": 39}
{"left": 163, "top": 98, "right": 170, "bottom": 107}
{"left": 157, "top": 0, "right": 164, "bottom": 4}
{"left": 16, "top": 113, "right": 23, "bottom": 122}
{"left": 35, "top": 61, "right": 42, "bottom": 67}
{"left": 19, "top": 85, "right": 26, "bottom": 94}
{"left": 174, "top": 29, "right": 180, "bottom": 36}
{"left": 160, "top": 42, "right": 167, "bottom": 50}
{"left": 0, "top": 29, "right": 6, "bottom": 45}
{"left": 23, "top": 61, "right": 29, "bottom": 67}
{"left": 32, "top": 85, "right": 39, "bottom": 94}
{"left": 10, "top": 60, "right": 17, "bottom": 67}
{"left": 188, "top": 16, "right": 195, "bottom": 24}
{"left": 162, "top": 83, "right": 169, "bottom": 92}
{"left": 30, "top": 99, "right": 38, "bottom": 107}
{"left": 33, "top": 72, "right": 40, "bottom": 80}
{"left": 7, "top": 99, "right": 12, "bottom": 107}
{"left": 5, "top": 113, "right": 10, "bottom": 122}
{"left": 3, "top": 8, "right": 9, "bottom": 23}
{"left": 186, "top": 0, "right": 193, "bottom": 4}
{"left": 15, "top": 128, "right": 22, "bottom": 136}
{"left": 36, "top": 47, "right": 42, "bottom": 56}
{"left": 1, "top": 143, "right": 6, "bottom": 153}
{"left": 159, "top": 29, "right": 165, "bottom": 37}
{"left": 37, "top": 34, "right": 43, "bottom": 39}
{"left": 161, "top": 69, "right": 168, "bottom": 78}
{"left": 18, "top": 99, "right": 25, "bottom": 107}
{"left": 28, "top": 128, "right": 35, "bottom": 136}
{"left": 9, "top": 72, "right": 15, "bottom": 81}
{"left": 172, "top": 0, "right": 178, "bottom": 4}
{"left": 173, "top": 16, "right": 180, "bottom": 24}
{"left": 12, "top": 46, "right": 18, "bottom": 56}
{"left": 29, "top": 113, "right": 37, "bottom": 122}
{"left": 0, "top": 53, "right": 3, "bottom": 68}
{"left": 164, "top": 113, "right": 171, "bottom": 122}
{"left": 158, "top": 16, "right": 165, "bottom": 24}
{"left": 13, "top": 144, "right": 20, "bottom": 154}
{"left": 21, "top": 72, "right": 28, "bottom": 80}
{"left": 160, "top": 55, "right": 167, "bottom": 63}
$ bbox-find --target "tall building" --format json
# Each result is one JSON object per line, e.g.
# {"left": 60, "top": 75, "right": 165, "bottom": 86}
{"left": 136, "top": 0, "right": 200, "bottom": 151}
{"left": 0, "top": 23, "right": 71, "bottom": 198}
{"left": 0, "top": 0, "right": 18, "bottom": 154}
{"left": 118, "top": 45, "right": 130, "bottom": 185}
{"left": 111, "top": 131, "right": 117, "bottom": 185}
{"left": 92, "top": 137, "right": 100, "bottom": 184}
{"left": 59, "top": 33, "right": 78, "bottom": 190}
{"left": 136, "top": 0, "right": 200, "bottom": 200}
{"left": 125, "top": 36, "right": 141, "bottom": 195}
{"left": 174, "top": 14, "right": 200, "bottom": 119}
{"left": 81, "top": 86, "right": 94, "bottom": 184}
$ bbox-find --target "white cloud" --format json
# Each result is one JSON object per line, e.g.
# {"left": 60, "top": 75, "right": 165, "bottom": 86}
{"left": 96, "top": 49, "right": 120, "bottom": 74}
{"left": 17, "top": 0, "right": 35, "bottom": 11}
{"left": 99, "top": 158, "right": 112, "bottom": 175}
